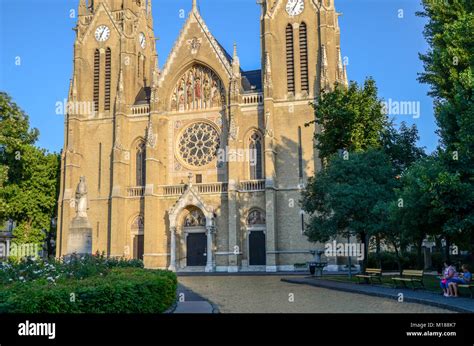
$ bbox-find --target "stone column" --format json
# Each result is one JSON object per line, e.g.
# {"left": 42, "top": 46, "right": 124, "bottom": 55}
{"left": 205, "top": 225, "right": 215, "bottom": 272}
{"left": 168, "top": 227, "right": 177, "bottom": 272}
{"left": 6, "top": 239, "right": 10, "bottom": 257}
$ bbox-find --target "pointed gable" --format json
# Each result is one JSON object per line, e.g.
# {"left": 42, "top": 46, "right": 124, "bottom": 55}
{"left": 158, "top": 6, "right": 233, "bottom": 88}
{"left": 168, "top": 184, "right": 214, "bottom": 227}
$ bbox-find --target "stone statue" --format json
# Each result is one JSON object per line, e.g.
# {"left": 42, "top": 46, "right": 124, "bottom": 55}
{"left": 67, "top": 176, "right": 92, "bottom": 256}
{"left": 75, "top": 176, "right": 88, "bottom": 218}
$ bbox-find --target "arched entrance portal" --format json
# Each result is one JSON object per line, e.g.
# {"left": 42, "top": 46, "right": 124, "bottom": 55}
{"left": 168, "top": 184, "right": 216, "bottom": 272}
{"left": 183, "top": 208, "right": 207, "bottom": 267}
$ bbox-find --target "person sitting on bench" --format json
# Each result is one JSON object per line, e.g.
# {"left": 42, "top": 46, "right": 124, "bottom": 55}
{"left": 440, "top": 261, "right": 457, "bottom": 297}
{"left": 448, "top": 264, "right": 472, "bottom": 298}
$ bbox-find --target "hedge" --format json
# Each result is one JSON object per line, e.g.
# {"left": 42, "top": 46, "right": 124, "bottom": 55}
{"left": 0, "top": 268, "right": 177, "bottom": 313}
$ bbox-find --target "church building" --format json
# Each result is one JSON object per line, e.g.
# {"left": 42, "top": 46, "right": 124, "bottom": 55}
{"left": 56, "top": 0, "right": 348, "bottom": 272}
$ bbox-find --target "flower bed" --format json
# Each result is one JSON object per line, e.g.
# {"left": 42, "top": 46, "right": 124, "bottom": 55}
{"left": 0, "top": 255, "right": 177, "bottom": 313}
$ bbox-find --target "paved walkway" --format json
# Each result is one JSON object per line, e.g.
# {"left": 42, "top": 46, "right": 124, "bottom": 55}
{"left": 172, "top": 284, "right": 218, "bottom": 313}
{"left": 281, "top": 277, "right": 474, "bottom": 313}
{"left": 178, "top": 275, "right": 451, "bottom": 313}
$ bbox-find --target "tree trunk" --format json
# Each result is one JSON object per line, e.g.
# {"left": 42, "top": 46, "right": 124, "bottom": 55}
{"left": 416, "top": 238, "right": 424, "bottom": 270}
{"left": 392, "top": 243, "right": 403, "bottom": 275}
{"left": 445, "top": 235, "right": 451, "bottom": 262}
{"left": 376, "top": 235, "right": 382, "bottom": 269}
{"left": 360, "top": 232, "right": 368, "bottom": 273}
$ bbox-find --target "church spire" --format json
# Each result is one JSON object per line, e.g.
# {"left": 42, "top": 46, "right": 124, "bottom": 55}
{"left": 232, "top": 43, "right": 240, "bottom": 76}
{"left": 320, "top": 44, "right": 330, "bottom": 93}
{"left": 336, "top": 47, "right": 344, "bottom": 84}
{"left": 147, "top": 0, "right": 152, "bottom": 16}
{"left": 264, "top": 51, "right": 273, "bottom": 90}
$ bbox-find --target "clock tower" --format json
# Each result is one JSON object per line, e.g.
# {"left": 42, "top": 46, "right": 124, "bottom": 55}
{"left": 57, "top": 0, "right": 158, "bottom": 256}
{"left": 259, "top": 0, "right": 347, "bottom": 269}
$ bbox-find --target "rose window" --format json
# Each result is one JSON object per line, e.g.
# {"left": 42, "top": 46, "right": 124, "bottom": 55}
{"left": 178, "top": 122, "right": 220, "bottom": 167}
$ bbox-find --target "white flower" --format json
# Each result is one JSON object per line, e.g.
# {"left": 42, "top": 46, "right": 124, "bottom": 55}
{"left": 18, "top": 276, "right": 24, "bottom": 281}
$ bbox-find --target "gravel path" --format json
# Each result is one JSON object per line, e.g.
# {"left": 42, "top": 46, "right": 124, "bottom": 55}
{"left": 178, "top": 275, "right": 452, "bottom": 313}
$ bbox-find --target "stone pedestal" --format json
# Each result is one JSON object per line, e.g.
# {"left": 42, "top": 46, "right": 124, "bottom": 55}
{"left": 67, "top": 217, "right": 92, "bottom": 255}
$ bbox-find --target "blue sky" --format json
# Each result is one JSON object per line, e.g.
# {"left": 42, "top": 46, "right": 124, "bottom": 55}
{"left": 0, "top": 0, "right": 437, "bottom": 153}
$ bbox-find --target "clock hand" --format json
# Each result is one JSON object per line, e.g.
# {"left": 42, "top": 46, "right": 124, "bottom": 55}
{"left": 293, "top": 1, "right": 298, "bottom": 11}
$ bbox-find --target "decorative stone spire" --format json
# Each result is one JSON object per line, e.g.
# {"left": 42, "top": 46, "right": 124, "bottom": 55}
{"left": 343, "top": 65, "right": 349, "bottom": 88}
{"left": 264, "top": 51, "right": 273, "bottom": 89}
{"left": 320, "top": 44, "right": 330, "bottom": 92}
{"left": 116, "top": 68, "right": 125, "bottom": 109}
{"left": 232, "top": 43, "right": 240, "bottom": 77}
{"left": 336, "top": 47, "right": 344, "bottom": 83}
{"left": 79, "top": 0, "right": 89, "bottom": 16}
{"left": 192, "top": 0, "right": 198, "bottom": 12}
{"left": 67, "top": 79, "right": 74, "bottom": 106}
{"left": 72, "top": 74, "right": 78, "bottom": 103}
{"left": 147, "top": 0, "right": 153, "bottom": 20}
{"left": 150, "top": 63, "right": 160, "bottom": 110}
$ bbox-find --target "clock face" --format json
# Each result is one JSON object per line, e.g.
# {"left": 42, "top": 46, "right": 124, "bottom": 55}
{"left": 286, "top": 0, "right": 305, "bottom": 16}
{"left": 139, "top": 32, "right": 146, "bottom": 49}
{"left": 95, "top": 25, "right": 110, "bottom": 42}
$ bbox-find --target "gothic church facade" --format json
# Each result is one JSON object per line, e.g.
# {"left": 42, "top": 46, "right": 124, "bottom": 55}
{"left": 57, "top": 0, "right": 348, "bottom": 272}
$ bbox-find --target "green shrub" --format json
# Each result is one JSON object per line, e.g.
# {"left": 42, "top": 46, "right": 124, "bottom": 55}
{"left": 0, "top": 254, "right": 144, "bottom": 285}
{"left": 367, "top": 252, "right": 418, "bottom": 271}
{"left": 0, "top": 268, "right": 177, "bottom": 313}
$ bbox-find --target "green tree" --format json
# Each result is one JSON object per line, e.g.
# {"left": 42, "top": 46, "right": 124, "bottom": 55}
{"left": 301, "top": 149, "right": 397, "bottom": 271}
{"left": 389, "top": 157, "right": 444, "bottom": 269}
{"left": 0, "top": 92, "right": 39, "bottom": 226}
{"left": 417, "top": 0, "right": 473, "bottom": 152}
{"left": 0, "top": 92, "right": 59, "bottom": 247}
{"left": 381, "top": 122, "right": 426, "bottom": 175}
{"left": 306, "top": 78, "right": 389, "bottom": 162}
{"left": 417, "top": 0, "right": 474, "bottom": 256}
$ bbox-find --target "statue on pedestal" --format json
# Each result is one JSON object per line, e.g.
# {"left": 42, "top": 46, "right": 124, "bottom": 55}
{"left": 75, "top": 176, "right": 88, "bottom": 218}
{"left": 67, "top": 176, "right": 92, "bottom": 255}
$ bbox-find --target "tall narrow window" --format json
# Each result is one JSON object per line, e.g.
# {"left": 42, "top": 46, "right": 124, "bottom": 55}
{"left": 136, "top": 141, "right": 146, "bottom": 187}
{"left": 299, "top": 22, "right": 309, "bottom": 92}
{"left": 298, "top": 126, "right": 303, "bottom": 179}
{"left": 249, "top": 132, "right": 263, "bottom": 180}
{"left": 98, "top": 142, "right": 102, "bottom": 191}
{"left": 286, "top": 24, "right": 295, "bottom": 93}
{"left": 138, "top": 54, "right": 142, "bottom": 79}
{"left": 93, "top": 49, "right": 100, "bottom": 113}
{"left": 300, "top": 212, "right": 305, "bottom": 234}
{"left": 104, "top": 48, "right": 111, "bottom": 111}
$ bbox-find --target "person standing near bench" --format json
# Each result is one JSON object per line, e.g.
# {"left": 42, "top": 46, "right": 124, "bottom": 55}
{"left": 440, "top": 261, "right": 457, "bottom": 297}
{"left": 448, "top": 264, "right": 472, "bottom": 297}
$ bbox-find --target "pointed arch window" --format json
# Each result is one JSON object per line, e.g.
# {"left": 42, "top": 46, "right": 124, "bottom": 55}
{"left": 93, "top": 49, "right": 100, "bottom": 113}
{"left": 104, "top": 48, "right": 111, "bottom": 111}
{"left": 136, "top": 141, "right": 146, "bottom": 187}
{"left": 286, "top": 24, "right": 295, "bottom": 93}
{"left": 299, "top": 22, "right": 309, "bottom": 92}
{"left": 249, "top": 132, "right": 263, "bottom": 180}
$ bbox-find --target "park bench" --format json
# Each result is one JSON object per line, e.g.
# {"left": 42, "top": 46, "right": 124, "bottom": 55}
{"left": 458, "top": 284, "right": 474, "bottom": 298}
{"left": 355, "top": 268, "right": 383, "bottom": 284}
{"left": 392, "top": 269, "right": 425, "bottom": 290}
